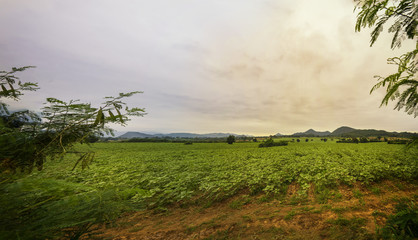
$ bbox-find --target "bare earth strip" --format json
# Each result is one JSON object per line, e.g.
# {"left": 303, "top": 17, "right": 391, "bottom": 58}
{"left": 94, "top": 180, "right": 417, "bottom": 240}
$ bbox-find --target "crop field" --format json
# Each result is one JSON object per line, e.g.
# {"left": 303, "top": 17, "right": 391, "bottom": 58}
{"left": 1, "top": 139, "right": 417, "bottom": 239}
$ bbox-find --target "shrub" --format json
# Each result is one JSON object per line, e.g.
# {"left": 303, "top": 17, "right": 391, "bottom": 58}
{"left": 337, "top": 138, "right": 359, "bottom": 144}
{"left": 387, "top": 139, "right": 411, "bottom": 144}
{"left": 259, "top": 138, "right": 288, "bottom": 148}
{"left": 227, "top": 135, "right": 235, "bottom": 144}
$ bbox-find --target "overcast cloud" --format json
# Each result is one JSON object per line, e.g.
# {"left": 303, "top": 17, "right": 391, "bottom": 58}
{"left": 1, "top": 0, "right": 416, "bottom": 135}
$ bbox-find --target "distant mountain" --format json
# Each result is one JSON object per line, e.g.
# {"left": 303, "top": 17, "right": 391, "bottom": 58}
{"left": 292, "top": 129, "right": 331, "bottom": 137}
{"left": 117, "top": 128, "right": 416, "bottom": 139}
{"left": 156, "top": 133, "right": 247, "bottom": 138}
{"left": 332, "top": 128, "right": 417, "bottom": 138}
{"left": 286, "top": 126, "right": 417, "bottom": 138}
{"left": 329, "top": 126, "right": 357, "bottom": 136}
{"left": 118, "top": 132, "right": 154, "bottom": 139}
{"left": 117, "top": 132, "right": 251, "bottom": 139}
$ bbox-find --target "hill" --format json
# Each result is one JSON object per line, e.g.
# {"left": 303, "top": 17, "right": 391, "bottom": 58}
{"left": 333, "top": 129, "right": 418, "bottom": 138}
{"left": 329, "top": 126, "right": 356, "bottom": 136}
{"left": 118, "top": 132, "right": 154, "bottom": 139}
{"left": 292, "top": 129, "right": 331, "bottom": 137}
{"left": 286, "top": 126, "right": 417, "bottom": 138}
{"left": 119, "top": 127, "right": 417, "bottom": 139}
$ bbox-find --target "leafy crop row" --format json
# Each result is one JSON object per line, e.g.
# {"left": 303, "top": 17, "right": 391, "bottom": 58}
{"left": 1, "top": 141, "right": 417, "bottom": 239}
{"left": 30, "top": 142, "right": 418, "bottom": 204}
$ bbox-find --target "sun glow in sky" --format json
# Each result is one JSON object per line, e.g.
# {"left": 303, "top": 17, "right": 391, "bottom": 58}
{"left": 1, "top": 0, "right": 417, "bottom": 135}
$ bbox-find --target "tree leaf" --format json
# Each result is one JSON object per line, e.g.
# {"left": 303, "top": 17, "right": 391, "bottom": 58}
{"left": 94, "top": 108, "right": 103, "bottom": 126}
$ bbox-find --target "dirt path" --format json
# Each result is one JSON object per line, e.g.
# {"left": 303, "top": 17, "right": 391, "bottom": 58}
{"left": 95, "top": 181, "right": 417, "bottom": 240}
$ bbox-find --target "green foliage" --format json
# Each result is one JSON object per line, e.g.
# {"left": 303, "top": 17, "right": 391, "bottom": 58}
{"left": 355, "top": 0, "right": 418, "bottom": 117}
{"left": 226, "top": 135, "right": 235, "bottom": 144}
{"left": 0, "top": 178, "right": 129, "bottom": 239}
{"left": 1, "top": 141, "right": 417, "bottom": 238}
{"left": 406, "top": 137, "right": 418, "bottom": 149}
{"left": 355, "top": 0, "right": 417, "bottom": 48}
{"left": 370, "top": 50, "right": 418, "bottom": 117}
{"left": 388, "top": 139, "right": 411, "bottom": 144}
{"left": 379, "top": 198, "right": 418, "bottom": 239}
{"left": 0, "top": 66, "right": 145, "bottom": 173}
{"left": 258, "top": 138, "right": 288, "bottom": 148}
{"left": 336, "top": 138, "right": 360, "bottom": 144}
{"left": 0, "top": 66, "right": 38, "bottom": 107}
{"left": 0, "top": 66, "right": 145, "bottom": 239}
{"left": 25, "top": 141, "right": 418, "bottom": 208}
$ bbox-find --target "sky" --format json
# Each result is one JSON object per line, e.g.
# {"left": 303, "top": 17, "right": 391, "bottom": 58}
{"left": 0, "top": 0, "right": 417, "bottom": 136}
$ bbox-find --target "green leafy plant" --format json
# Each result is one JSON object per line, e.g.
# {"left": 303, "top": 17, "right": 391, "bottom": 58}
{"left": 0, "top": 66, "right": 39, "bottom": 107}
{"left": 355, "top": 0, "right": 418, "bottom": 117}
{"left": 379, "top": 198, "right": 418, "bottom": 239}
{"left": 0, "top": 66, "right": 145, "bottom": 173}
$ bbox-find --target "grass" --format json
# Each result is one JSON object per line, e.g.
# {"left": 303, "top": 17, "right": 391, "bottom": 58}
{"left": 128, "top": 225, "right": 145, "bottom": 232}
{"left": 284, "top": 210, "right": 297, "bottom": 220}
{"left": 326, "top": 217, "right": 373, "bottom": 240}
{"left": 229, "top": 195, "right": 251, "bottom": 209}
{"left": 370, "top": 187, "right": 382, "bottom": 195}
{"left": 353, "top": 189, "right": 364, "bottom": 199}
{"left": 331, "top": 207, "right": 349, "bottom": 214}
{"left": 241, "top": 215, "right": 252, "bottom": 222}
{"left": 316, "top": 188, "right": 342, "bottom": 204}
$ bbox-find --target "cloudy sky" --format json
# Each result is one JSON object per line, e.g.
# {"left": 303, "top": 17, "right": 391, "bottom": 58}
{"left": 1, "top": 0, "right": 416, "bottom": 135}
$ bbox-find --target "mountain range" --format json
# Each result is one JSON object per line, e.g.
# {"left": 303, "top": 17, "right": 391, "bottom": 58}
{"left": 291, "top": 129, "right": 331, "bottom": 137}
{"left": 276, "top": 126, "right": 417, "bottom": 138}
{"left": 117, "top": 126, "right": 417, "bottom": 139}
{"left": 118, "top": 132, "right": 250, "bottom": 139}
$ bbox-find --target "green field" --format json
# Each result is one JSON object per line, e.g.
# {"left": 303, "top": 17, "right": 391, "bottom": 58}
{"left": 1, "top": 140, "right": 417, "bottom": 239}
